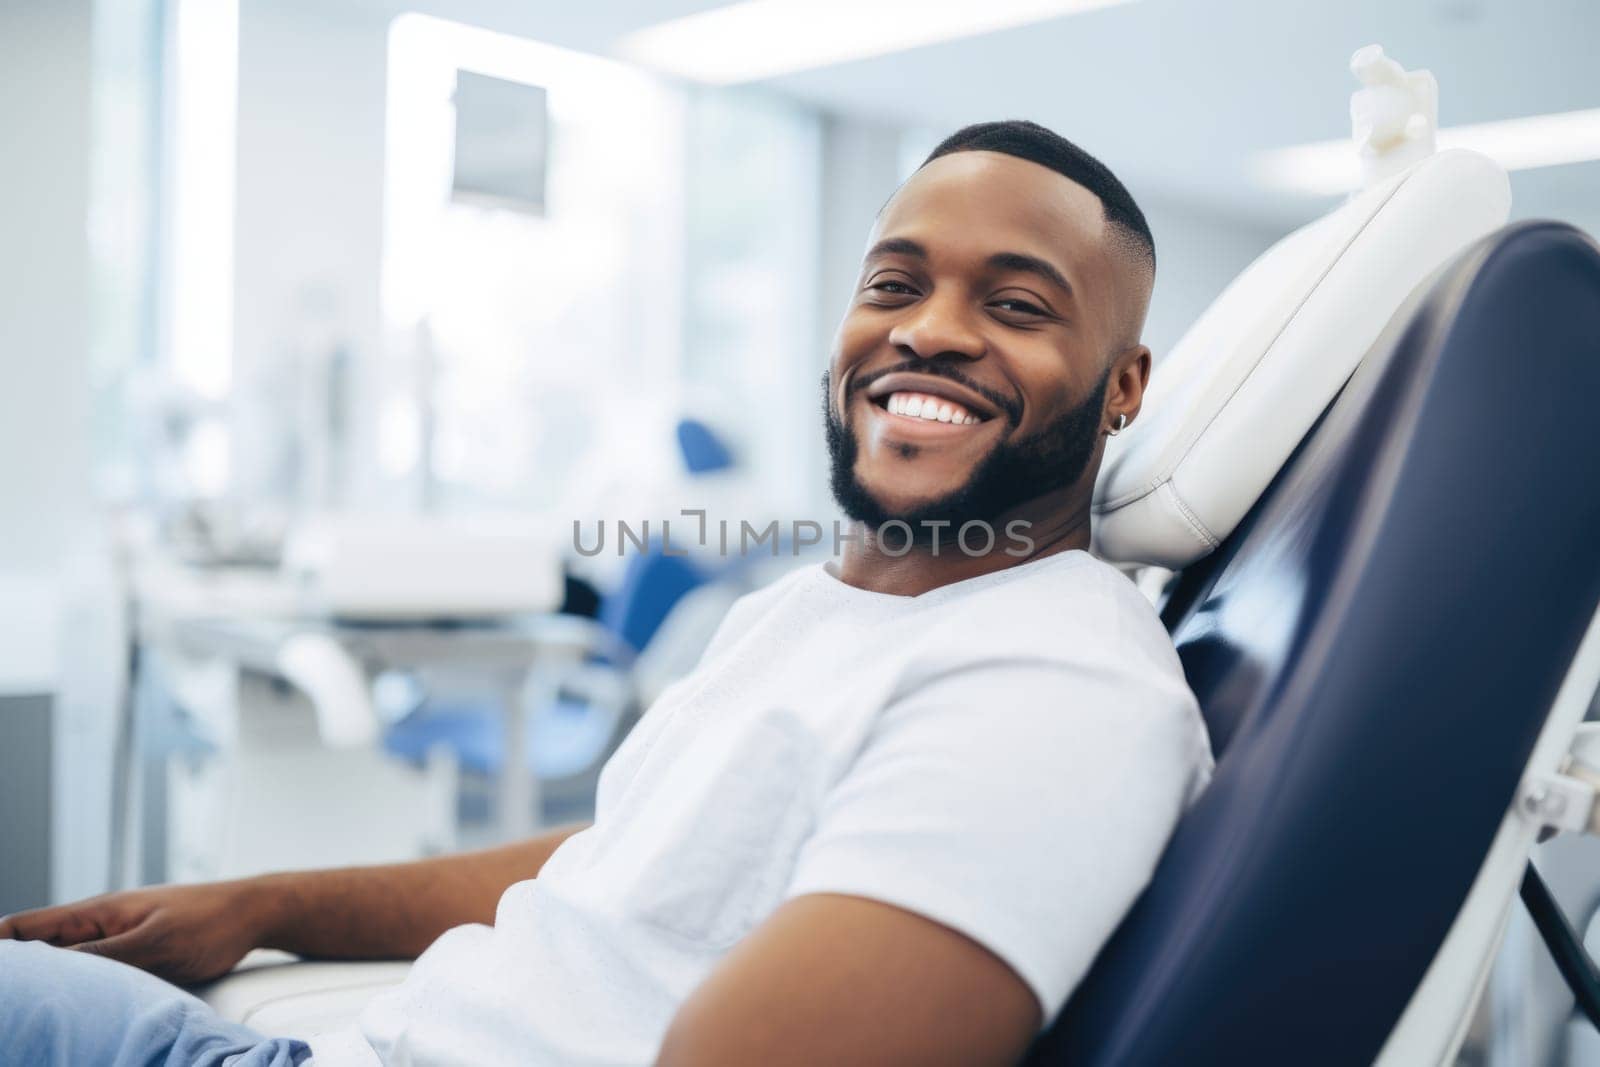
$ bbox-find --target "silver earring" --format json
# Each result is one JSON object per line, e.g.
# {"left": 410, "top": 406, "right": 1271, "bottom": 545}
{"left": 1106, "top": 412, "right": 1127, "bottom": 436}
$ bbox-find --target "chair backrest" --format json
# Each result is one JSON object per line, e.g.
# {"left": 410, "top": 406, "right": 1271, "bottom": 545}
{"left": 1093, "top": 150, "right": 1509, "bottom": 569}
{"left": 1026, "top": 222, "right": 1600, "bottom": 1064}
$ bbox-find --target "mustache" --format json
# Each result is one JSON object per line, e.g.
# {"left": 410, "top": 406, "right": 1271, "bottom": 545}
{"left": 848, "top": 360, "right": 1023, "bottom": 427}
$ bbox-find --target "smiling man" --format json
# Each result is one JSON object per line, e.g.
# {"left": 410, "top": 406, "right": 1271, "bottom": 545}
{"left": 0, "top": 121, "right": 1213, "bottom": 1067}
{"left": 824, "top": 121, "right": 1159, "bottom": 594}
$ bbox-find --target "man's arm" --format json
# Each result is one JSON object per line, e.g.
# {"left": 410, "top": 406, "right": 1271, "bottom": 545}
{"left": 251, "top": 821, "right": 587, "bottom": 958}
{"left": 656, "top": 893, "right": 1040, "bottom": 1067}
{"left": 0, "top": 822, "right": 587, "bottom": 984}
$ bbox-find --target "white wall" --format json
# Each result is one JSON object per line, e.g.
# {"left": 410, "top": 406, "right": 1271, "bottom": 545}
{"left": 231, "top": 0, "right": 390, "bottom": 507}
{"left": 0, "top": 0, "right": 112, "bottom": 909}
{"left": 0, "top": 0, "right": 95, "bottom": 693}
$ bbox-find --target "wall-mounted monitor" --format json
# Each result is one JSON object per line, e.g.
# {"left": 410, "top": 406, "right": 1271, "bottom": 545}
{"left": 451, "top": 70, "right": 548, "bottom": 216}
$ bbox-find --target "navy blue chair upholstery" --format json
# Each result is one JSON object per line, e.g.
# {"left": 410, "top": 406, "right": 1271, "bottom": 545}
{"left": 1026, "top": 222, "right": 1600, "bottom": 1065}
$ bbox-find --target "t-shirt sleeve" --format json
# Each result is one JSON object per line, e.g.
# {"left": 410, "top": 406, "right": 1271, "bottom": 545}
{"left": 783, "top": 654, "right": 1211, "bottom": 1025}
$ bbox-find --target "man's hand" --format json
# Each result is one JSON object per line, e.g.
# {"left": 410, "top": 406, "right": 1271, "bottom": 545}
{"left": 0, "top": 881, "right": 271, "bottom": 985}
{"left": 0, "top": 824, "right": 589, "bottom": 987}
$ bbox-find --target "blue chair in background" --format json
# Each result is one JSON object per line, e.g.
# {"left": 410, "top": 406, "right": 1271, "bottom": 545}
{"left": 381, "top": 543, "right": 716, "bottom": 824}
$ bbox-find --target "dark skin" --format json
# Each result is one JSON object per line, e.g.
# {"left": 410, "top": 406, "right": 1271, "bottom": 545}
{"left": 1, "top": 150, "right": 1154, "bottom": 1067}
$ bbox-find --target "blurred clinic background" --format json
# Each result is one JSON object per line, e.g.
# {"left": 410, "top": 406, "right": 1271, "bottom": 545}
{"left": 1, "top": 0, "right": 1598, "bottom": 1060}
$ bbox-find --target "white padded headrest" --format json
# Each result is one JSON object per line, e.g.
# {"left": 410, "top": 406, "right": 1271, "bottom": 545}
{"left": 1092, "top": 149, "right": 1511, "bottom": 568}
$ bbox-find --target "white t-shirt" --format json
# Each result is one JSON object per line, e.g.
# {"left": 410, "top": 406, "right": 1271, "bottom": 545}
{"left": 309, "top": 549, "right": 1213, "bottom": 1066}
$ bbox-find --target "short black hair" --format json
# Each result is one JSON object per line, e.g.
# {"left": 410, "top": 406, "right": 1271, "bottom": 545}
{"left": 924, "top": 119, "right": 1155, "bottom": 274}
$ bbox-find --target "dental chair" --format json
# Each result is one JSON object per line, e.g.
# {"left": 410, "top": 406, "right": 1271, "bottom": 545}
{"left": 1027, "top": 217, "right": 1600, "bottom": 1065}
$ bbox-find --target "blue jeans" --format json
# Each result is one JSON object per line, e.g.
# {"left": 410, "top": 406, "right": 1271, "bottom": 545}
{"left": 0, "top": 939, "right": 310, "bottom": 1066}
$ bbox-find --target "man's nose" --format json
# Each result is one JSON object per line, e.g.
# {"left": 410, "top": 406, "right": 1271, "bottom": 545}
{"left": 887, "top": 292, "right": 985, "bottom": 362}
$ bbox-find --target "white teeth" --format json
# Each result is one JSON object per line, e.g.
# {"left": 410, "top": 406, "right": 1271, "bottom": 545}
{"left": 881, "top": 391, "right": 983, "bottom": 425}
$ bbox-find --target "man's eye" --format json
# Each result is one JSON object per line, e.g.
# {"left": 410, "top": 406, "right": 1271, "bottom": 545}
{"left": 869, "top": 281, "right": 917, "bottom": 296}
{"left": 993, "top": 298, "right": 1046, "bottom": 316}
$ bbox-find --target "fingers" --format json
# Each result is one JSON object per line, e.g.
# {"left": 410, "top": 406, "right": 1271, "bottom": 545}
{"left": 0, "top": 903, "right": 122, "bottom": 946}
{"left": 70, "top": 921, "right": 224, "bottom": 985}
{"left": 71, "top": 928, "right": 153, "bottom": 966}
{"left": 0, "top": 905, "right": 73, "bottom": 943}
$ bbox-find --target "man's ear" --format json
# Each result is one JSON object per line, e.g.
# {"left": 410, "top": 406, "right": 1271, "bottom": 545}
{"left": 1107, "top": 344, "right": 1152, "bottom": 427}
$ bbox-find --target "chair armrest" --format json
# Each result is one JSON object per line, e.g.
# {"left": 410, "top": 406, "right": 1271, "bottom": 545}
{"left": 192, "top": 949, "right": 412, "bottom": 1039}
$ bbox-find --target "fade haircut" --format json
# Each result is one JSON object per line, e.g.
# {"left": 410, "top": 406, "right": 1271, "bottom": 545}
{"left": 923, "top": 119, "right": 1155, "bottom": 277}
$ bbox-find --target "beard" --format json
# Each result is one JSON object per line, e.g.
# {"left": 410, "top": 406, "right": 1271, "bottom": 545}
{"left": 823, "top": 363, "right": 1109, "bottom": 547}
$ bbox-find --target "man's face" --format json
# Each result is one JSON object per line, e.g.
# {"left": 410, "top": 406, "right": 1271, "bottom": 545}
{"left": 824, "top": 151, "right": 1129, "bottom": 538}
